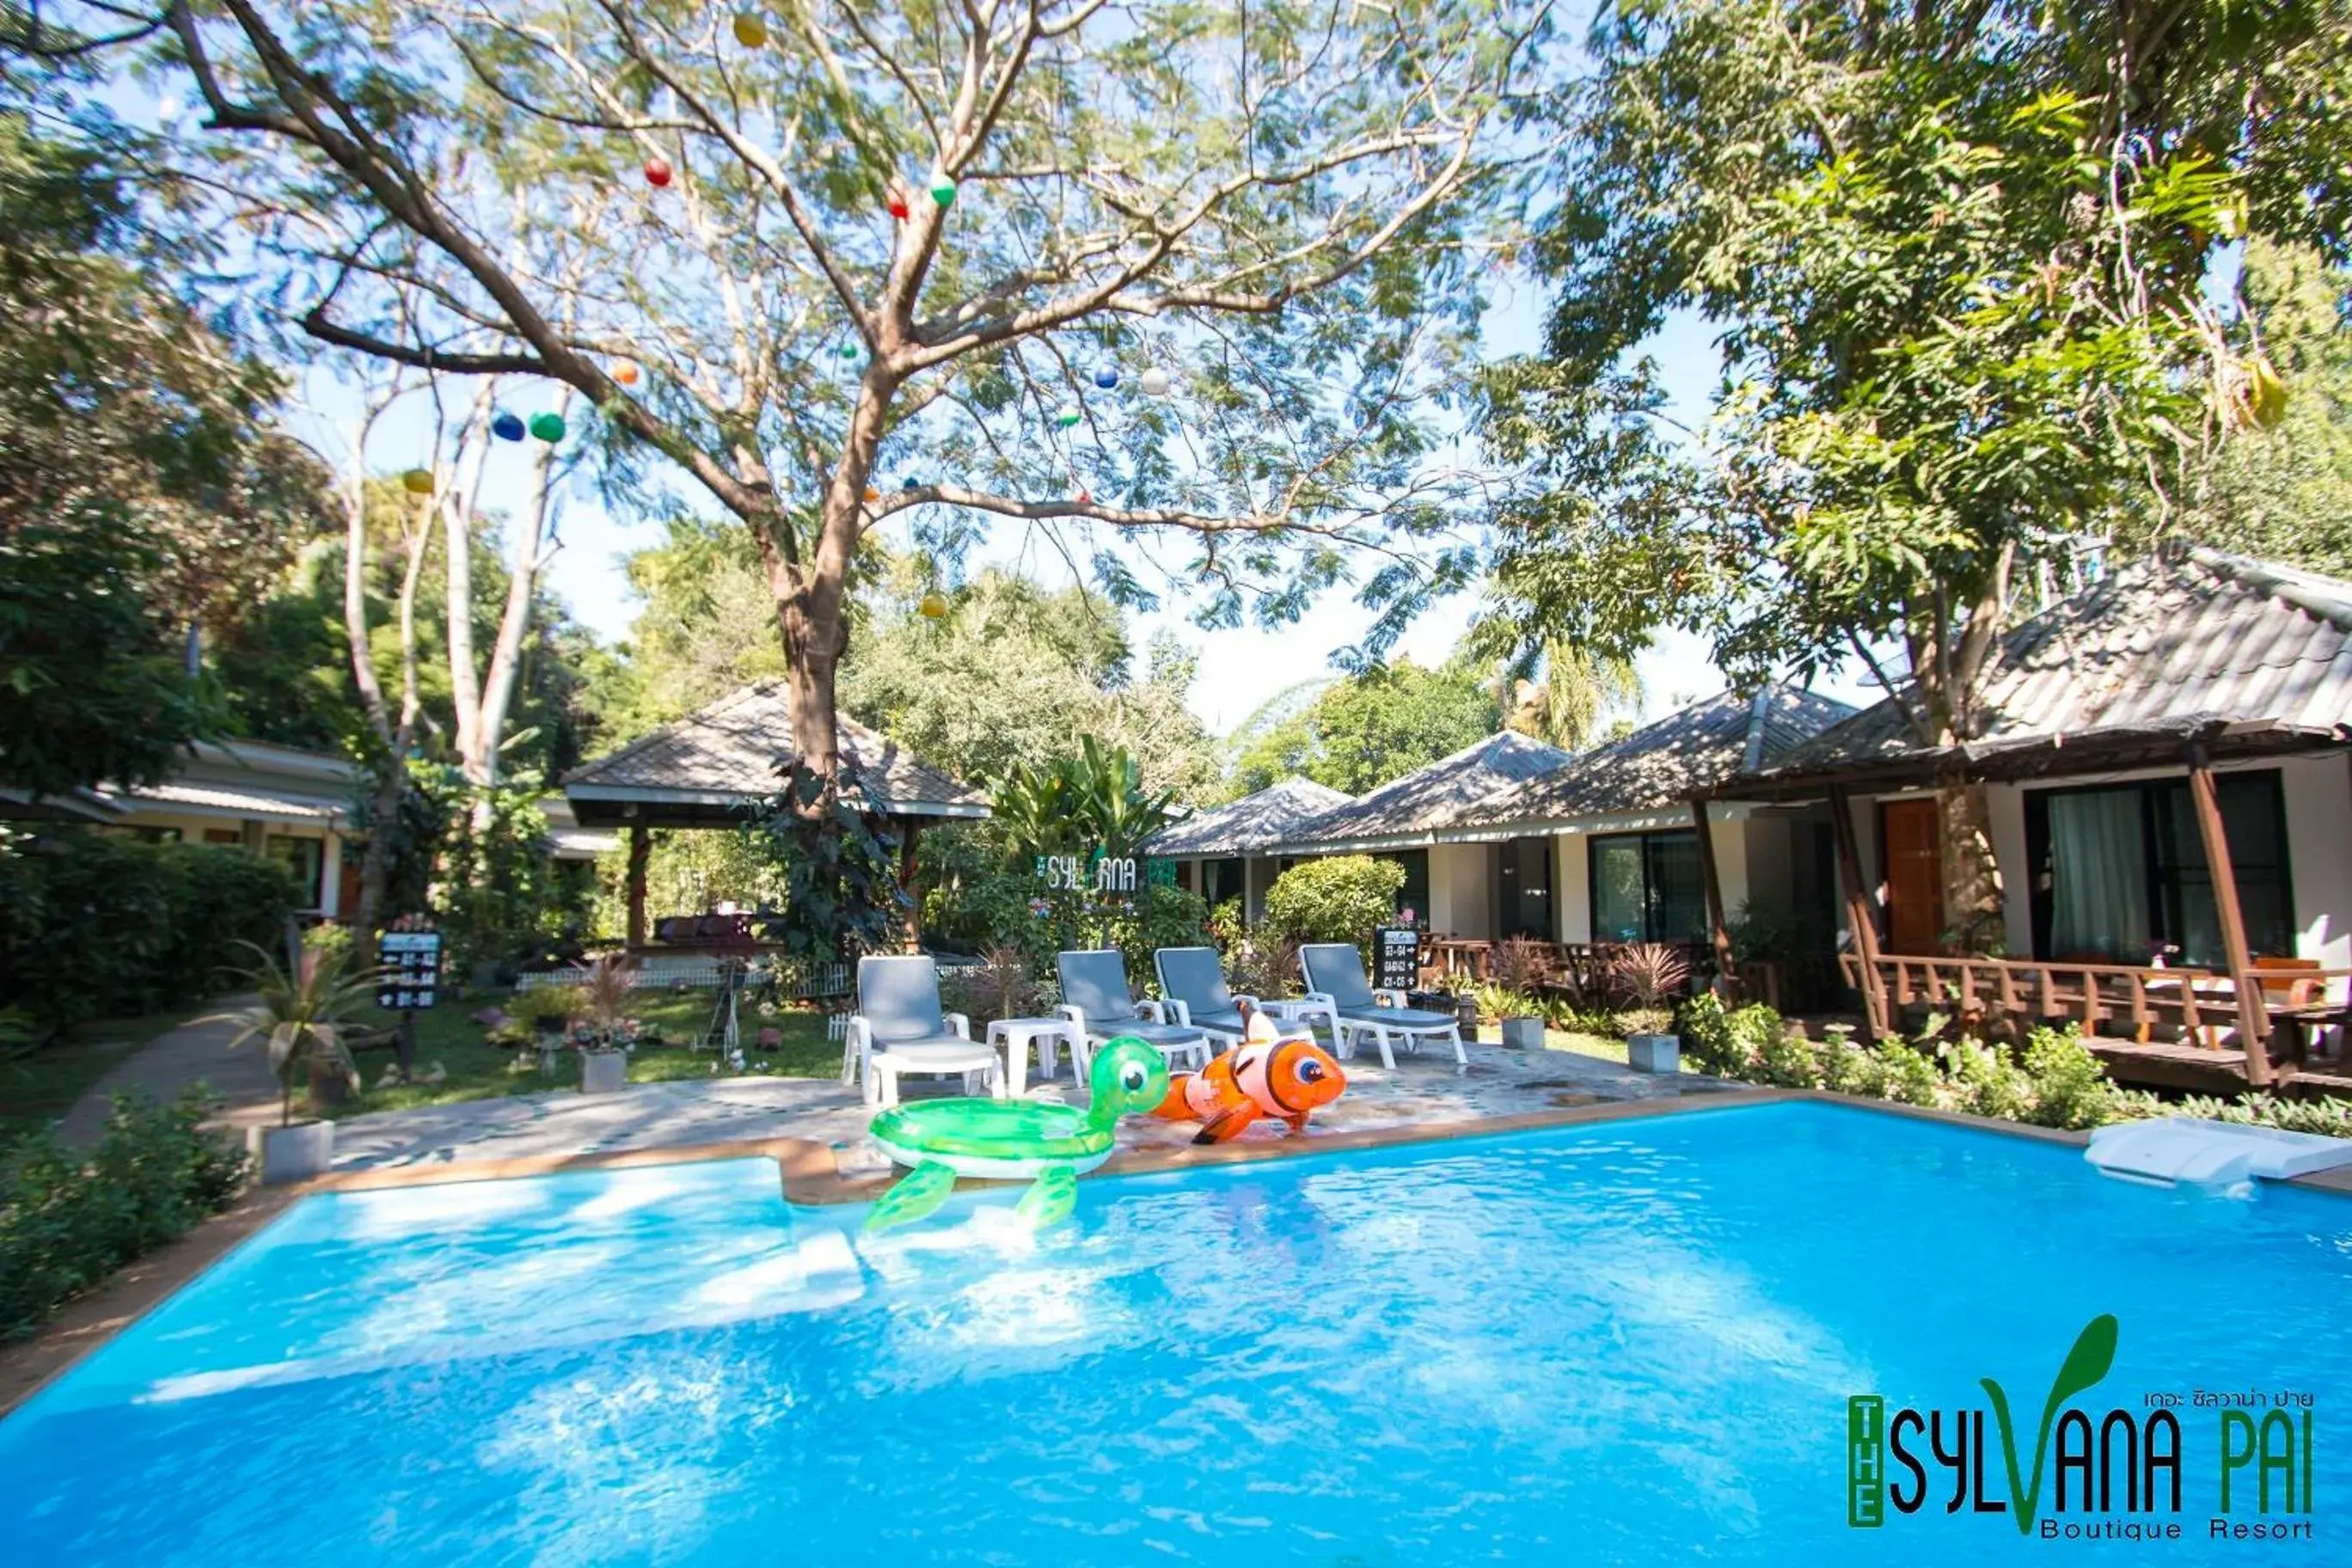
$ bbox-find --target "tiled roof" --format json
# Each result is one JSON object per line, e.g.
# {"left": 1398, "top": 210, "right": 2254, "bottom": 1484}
{"left": 1272, "top": 731, "right": 1575, "bottom": 850}
{"left": 1142, "top": 776, "right": 1353, "bottom": 857}
{"left": 1763, "top": 548, "right": 2352, "bottom": 778}
{"left": 563, "top": 682, "right": 987, "bottom": 816}
{"left": 1451, "top": 684, "right": 1859, "bottom": 828}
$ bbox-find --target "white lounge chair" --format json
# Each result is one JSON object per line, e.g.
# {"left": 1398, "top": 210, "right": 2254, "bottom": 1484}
{"left": 1057, "top": 948, "right": 1213, "bottom": 1074}
{"left": 1299, "top": 941, "right": 1467, "bottom": 1069}
{"left": 843, "top": 954, "right": 1005, "bottom": 1106}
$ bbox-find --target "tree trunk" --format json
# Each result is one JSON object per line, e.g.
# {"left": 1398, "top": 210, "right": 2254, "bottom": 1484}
{"left": 1936, "top": 778, "right": 2006, "bottom": 954}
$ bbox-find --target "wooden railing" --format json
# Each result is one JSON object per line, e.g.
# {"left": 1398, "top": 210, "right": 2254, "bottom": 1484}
{"left": 1839, "top": 952, "right": 2349, "bottom": 1048}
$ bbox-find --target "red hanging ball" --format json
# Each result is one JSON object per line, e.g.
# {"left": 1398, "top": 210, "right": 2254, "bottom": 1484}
{"left": 1076, "top": 489, "right": 1092, "bottom": 506}
{"left": 887, "top": 194, "right": 910, "bottom": 219}
{"left": 645, "top": 156, "right": 673, "bottom": 188}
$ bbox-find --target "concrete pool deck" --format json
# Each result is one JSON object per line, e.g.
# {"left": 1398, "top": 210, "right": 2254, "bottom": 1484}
{"left": 323, "top": 1039, "right": 1736, "bottom": 1177}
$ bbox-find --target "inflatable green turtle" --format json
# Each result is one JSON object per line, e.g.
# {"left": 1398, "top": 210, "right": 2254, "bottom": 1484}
{"left": 864, "top": 1036, "right": 1170, "bottom": 1232}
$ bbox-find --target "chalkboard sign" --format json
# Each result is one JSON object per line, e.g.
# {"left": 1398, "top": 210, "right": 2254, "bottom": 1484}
{"left": 377, "top": 928, "right": 442, "bottom": 1012}
{"left": 1373, "top": 926, "right": 1418, "bottom": 992}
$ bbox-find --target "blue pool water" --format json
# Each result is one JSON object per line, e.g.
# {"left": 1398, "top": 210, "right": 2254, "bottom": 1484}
{"left": 3, "top": 1099, "right": 2347, "bottom": 1565}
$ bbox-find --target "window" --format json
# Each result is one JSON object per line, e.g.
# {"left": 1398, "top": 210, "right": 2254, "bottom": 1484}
{"left": 1589, "top": 830, "right": 1706, "bottom": 944}
{"left": 1201, "top": 858, "right": 1245, "bottom": 910}
{"left": 1377, "top": 849, "right": 1430, "bottom": 925}
{"left": 2025, "top": 771, "right": 2294, "bottom": 967}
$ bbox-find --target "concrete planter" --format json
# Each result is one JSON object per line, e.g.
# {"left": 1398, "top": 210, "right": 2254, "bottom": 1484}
{"left": 1627, "top": 1032, "right": 1681, "bottom": 1075}
{"left": 251, "top": 1119, "right": 334, "bottom": 1185}
{"left": 1499, "top": 1016, "right": 1545, "bottom": 1050}
{"left": 579, "top": 1049, "right": 628, "bottom": 1093}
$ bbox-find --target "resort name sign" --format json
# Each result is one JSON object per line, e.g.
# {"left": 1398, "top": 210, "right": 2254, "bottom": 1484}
{"left": 1034, "top": 851, "right": 1177, "bottom": 895}
{"left": 1846, "top": 1314, "right": 2321, "bottom": 1550}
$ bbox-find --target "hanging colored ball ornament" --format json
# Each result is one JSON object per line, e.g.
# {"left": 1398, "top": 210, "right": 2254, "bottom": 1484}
{"left": 1075, "top": 488, "right": 1093, "bottom": 505}
{"left": 839, "top": 342, "right": 861, "bottom": 360}
{"left": 929, "top": 176, "right": 957, "bottom": 209}
{"left": 1054, "top": 405, "right": 1081, "bottom": 429}
{"left": 614, "top": 360, "right": 640, "bottom": 387}
{"left": 645, "top": 156, "right": 672, "bottom": 187}
{"left": 862, "top": 486, "right": 880, "bottom": 502}
{"left": 732, "top": 12, "right": 768, "bottom": 46}
{"left": 903, "top": 477, "right": 921, "bottom": 491}
{"left": 401, "top": 468, "right": 435, "bottom": 496}
{"left": 918, "top": 591, "right": 949, "bottom": 619}
{"left": 1093, "top": 368, "right": 1118, "bottom": 390}
{"left": 1139, "top": 367, "right": 1172, "bottom": 396}
{"left": 492, "top": 412, "right": 526, "bottom": 443}
{"left": 529, "top": 412, "right": 567, "bottom": 443}
{"left": 887, "top": 192, "right": 910, "bottom": 220}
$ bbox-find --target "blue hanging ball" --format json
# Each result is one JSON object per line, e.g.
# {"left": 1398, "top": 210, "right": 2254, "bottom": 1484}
{"left": 1094, "top": 367, "right": 1119, "bottom": 390}
{"left": 492, "top": 412, "right": 526, "bottom": 442}
{"left": 903, "top": 478, "right": 920, "bottom": 491}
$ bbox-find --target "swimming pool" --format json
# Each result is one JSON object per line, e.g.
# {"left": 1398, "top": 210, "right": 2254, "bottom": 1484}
{"left": 3, "top": 1100, "right": 2345, "bottom": 1565}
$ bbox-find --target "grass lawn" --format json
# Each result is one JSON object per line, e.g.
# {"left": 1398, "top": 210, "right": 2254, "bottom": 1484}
{"left": 330, "top": 991, "right": 840, "bottom": 1118}
{"left": 0, "top": 1002, "right": 234, "bottom": 1142}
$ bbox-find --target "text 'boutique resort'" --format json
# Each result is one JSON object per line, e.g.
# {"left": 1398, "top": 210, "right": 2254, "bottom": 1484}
{"left": 4, "top": 3, "right": 2351, "bottom": 1564}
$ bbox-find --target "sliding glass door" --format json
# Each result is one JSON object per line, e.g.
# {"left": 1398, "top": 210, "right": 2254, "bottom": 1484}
{"left": 2026, "top": 771, "right": 2294, "bottom": 966}
{"left": 1588, "top": 830, "right": 1706, "bottom": 944}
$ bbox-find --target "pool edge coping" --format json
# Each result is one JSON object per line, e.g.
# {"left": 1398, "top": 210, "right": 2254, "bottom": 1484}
{"left": 4, "top": 1083, "right": 2343, "bottom": 1421}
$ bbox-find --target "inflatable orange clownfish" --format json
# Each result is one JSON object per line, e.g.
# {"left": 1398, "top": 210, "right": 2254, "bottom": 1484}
{"left": 1154, "top": 1007, "right": 1346, "bottom": 1144}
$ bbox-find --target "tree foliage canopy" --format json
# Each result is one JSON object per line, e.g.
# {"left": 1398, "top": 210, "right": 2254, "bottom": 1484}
{"left": 1228, "top": 654, "right": 1499, "bottom": 797}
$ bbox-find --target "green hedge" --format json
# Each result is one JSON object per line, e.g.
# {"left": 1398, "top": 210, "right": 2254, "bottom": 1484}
{"left": 1261, "top": 854, "right": 1406, "bottom": 946}
{"left": 1, "top": 1089, "right": 248, "bottom": 1340}
{"left": 0, "top": 830, "right": 297, "bottom": 1030}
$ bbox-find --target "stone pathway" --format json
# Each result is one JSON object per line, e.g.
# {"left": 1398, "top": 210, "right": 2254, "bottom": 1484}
{"left": 56, "top": 995, "right": 285, "bottom": 1145}
{"left": 328, "top": 1040, "right": 1741, "bottom": 1176}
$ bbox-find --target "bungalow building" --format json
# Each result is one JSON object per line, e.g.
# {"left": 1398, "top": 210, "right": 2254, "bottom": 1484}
{"left": 1147, "top": 688, "right": 1857, "bottom": 963}
{"left": 1, "top": 739, "right": 616, "bottom": 922}
{"left": 1736, "top": 547, "right": 2352, "bottom": 1093}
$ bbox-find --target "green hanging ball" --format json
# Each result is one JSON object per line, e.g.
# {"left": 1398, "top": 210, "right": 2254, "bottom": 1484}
{"left": 930, "top": 177, "right": 957, "bottom": 209}
{"left": 1054, "top": 405, "right": 1081, "bottom": 429}
{"left": 839, "top": 342, "right": 861, "bottom": 360}
{"left": 401, "top": 468, "right": 434, "bottom": 496}
{"left": 528, "top": 412, "right": 567, "bottom": 443}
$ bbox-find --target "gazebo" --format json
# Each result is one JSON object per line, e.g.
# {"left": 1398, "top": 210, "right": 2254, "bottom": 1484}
{"left": 561, "top": 681, "right": 989, "bottom": 948}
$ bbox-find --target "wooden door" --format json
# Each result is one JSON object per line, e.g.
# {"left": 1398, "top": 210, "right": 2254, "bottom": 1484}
{"left": 1881, "top": 799, "right": 1944, "bottom": 954}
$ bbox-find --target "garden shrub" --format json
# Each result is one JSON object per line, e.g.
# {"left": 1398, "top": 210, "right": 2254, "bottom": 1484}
{"left": 1, "top": 1089, "right": 248, "bottom": 1340}
{"left": 1674, "top": 990, "right": 1741, "bottom": 1074}
{"left": 2020, "top": 1026, "right": 2116, "bottom": 1129}
{"left": 1750, "top": 1023, "right": 1823, "bottom": 1089}
{"left": 1260, "top": 855, "right": 1406, "bottom": 946}
{"left": 1944, "top": 1038, "right": 2034, "bottom": 1122}
{"left": 0, "top": 830, "right": 297, "bottom": 1032}
{"left": 1875, "top": 1041, "right": 1945, "bottom": 1107}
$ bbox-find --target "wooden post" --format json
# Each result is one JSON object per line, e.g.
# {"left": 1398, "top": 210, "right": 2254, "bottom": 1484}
{"left": 2187, "top": 746, "right": 2272, "bottom": 1087}
{"left": 1688, "top": 794, "right": 1739, "bottom": 999}
{"left": 1827, "top": 783, "right": 1890, "bottom": 1038}
{"left": 625, "top": 821, "right": 650, "bottom": 950}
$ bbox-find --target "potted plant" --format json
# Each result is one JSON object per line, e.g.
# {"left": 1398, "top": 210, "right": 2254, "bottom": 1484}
{"left": 573, "top": 953, "right": 640, "bottom": 1093}
{"left": 1491, "top": 936, "right": 1550, "bottom": 1049}
{"left": 1609, "top": 942, "right": 1692, "bottom": 1074}
{"left": 218, "top": 934, "right": 375, "bottom": 1183}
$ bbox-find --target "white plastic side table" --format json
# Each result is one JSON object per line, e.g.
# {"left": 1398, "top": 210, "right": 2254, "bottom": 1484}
{"left": 1258, "top": 996, "right": 1339, "bottom": 1048}
{"left": 987, "top": 1016, "right": 1078, "bottom": 1096}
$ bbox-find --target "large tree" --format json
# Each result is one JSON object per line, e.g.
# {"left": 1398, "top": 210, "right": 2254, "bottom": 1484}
{"left": 1481, "top": 0, "right": 2351, "bottom": 950}
{"left": 0, "top": 111, "right": 327, "bottom": 797}
{"left": 139, "top": 0, "right": 1532, "bottom": 824}
{"left": 1228, "top": 652, "right": 1498, "bottom": 795}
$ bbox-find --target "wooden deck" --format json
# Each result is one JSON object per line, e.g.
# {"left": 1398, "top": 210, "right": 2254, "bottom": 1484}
{"left": 2084, "top": 1038, "right": 2352, "bottom": 1099}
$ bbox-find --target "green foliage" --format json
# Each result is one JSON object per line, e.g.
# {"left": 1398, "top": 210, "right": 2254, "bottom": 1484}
{"left": 1261, "top": 855, "right": 1407, "bottom": 946}
{"left": 2018, "top": 1026, "right": 2120, "bottom": 1130}
{"left": 0, "top": 116, "right": 328, "bottom": 794}
{"left": 0, "top": 1089, "right": 248, "bottom": 1341}
{"left": 1874, "top": 1042, "right": 1945, "bottom": 1108}
{"left": 1748, "top": 1022, "right": 1823, "bottom": 1088}
{"left": 1943, "top": 1038, "right": 2035, "bottom": 1123}
{"left": 0, "top": 831, "right": 297, "bottom": 1031}
{"left": 1476, "top": 983, "right": 1547, "bottom": 1024}
{"left": 218, "top": 937, "right": 377, "bottom": 1124}
{"left": 743, "top": 768, "right": 911, "bottom": 963}
{"left": 2174, "top": 1091, "right": 2352, "bottom": 1139}
{"left": 2185, "top": 238, "right": 2352, "bottom": 578}
{"left": 991, "top": 737, "right": 1173, "bottom": 863}
{"left": 431, "top": 777, "right": 593, "bottom": 976}
{"left": 1229, "top": 657, "right": 1502, "bottom": 797}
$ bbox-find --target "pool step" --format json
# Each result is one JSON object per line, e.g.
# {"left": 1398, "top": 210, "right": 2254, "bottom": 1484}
{"left": 2084, "top": 1117, "right": 2352, "bottom": 1192}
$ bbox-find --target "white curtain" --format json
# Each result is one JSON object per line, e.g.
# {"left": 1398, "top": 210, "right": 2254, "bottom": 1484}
{"left": 2048, "top": 792, "right": 2150, "bottom": 961}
